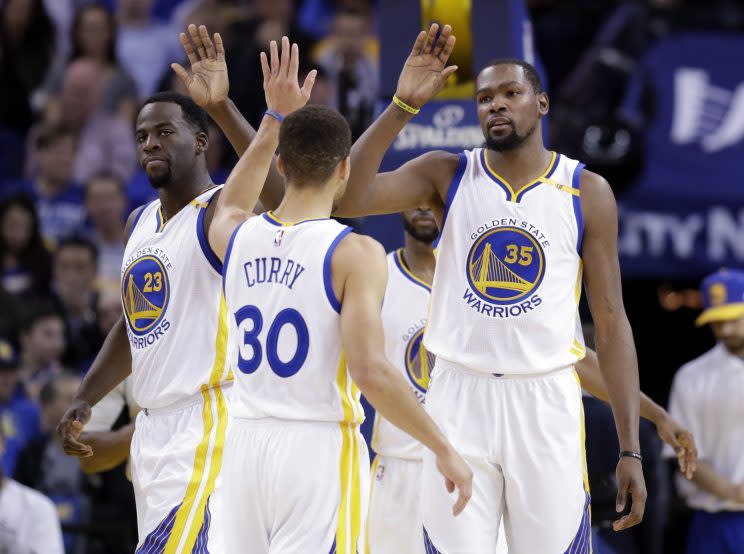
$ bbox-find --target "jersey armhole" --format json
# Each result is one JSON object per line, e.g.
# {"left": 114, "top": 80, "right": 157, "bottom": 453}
{"left": 434, "top": 152, "right": 468, "bottom": 249}
{"left": 323, "top": 226, "right": 353, "bottom": 313}
{"left": 196, "top": 194, "right": 224, "bottom": 275}
{"left": 572, "top": 162, "right": 586, "bottom": 256}
{"left": 222, "top": 220, "right": 246, "bottom": 295}
{"left": 126, "top": 203, "right": 149, "bottom": 241}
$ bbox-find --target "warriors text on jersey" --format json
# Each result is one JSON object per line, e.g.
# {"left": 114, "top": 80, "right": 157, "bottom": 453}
{"left": 424, "top": 149, "right": 587, "bottom": 374}
{"left": 222, "top": 212, "right": 364, "bottom": 424}
{"left": 122, "top": 186, "right": 231, "bottom": 409}
{"left": 371, "top": 249, "right": 432, "bottom": 460}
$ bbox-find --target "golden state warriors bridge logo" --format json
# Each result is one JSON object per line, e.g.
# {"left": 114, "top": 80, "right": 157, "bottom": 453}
{"left": 405, "top": 328, "right": 436, "bottom": 396}
{"left": 122, "top": 255, "right": 170, "bottom": 342}
{"left": 465, "top": 226, "right": 545, "bottom": 317}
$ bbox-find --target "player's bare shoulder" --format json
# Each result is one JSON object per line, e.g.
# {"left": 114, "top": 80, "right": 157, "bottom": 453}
{"left": 413, "top": 150, "right": 462, "bottom": 200}
{"left": 330, "top": 231, "right": 388, "bottom": 303}
{"left": 579, "top": 169, "right": 618, "bottom": 226}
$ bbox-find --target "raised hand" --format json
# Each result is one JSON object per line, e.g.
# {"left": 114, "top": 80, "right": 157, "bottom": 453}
{"left": 395, "top": 23, "right": 457, "bottom": 109}
{"left": 260, "top": 36, "right": 316, "bottom": 117}
{"left": 172, "top": 24, "right": 229, "bottom": 108}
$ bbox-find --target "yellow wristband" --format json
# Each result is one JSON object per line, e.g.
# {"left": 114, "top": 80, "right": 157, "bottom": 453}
{"left": 392, "top": 95, "right": 420, "bottom": 115}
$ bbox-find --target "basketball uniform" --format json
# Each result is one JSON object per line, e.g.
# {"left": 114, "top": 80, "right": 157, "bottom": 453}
{"left": 221, "top": 212, "right": 369, "bottom": 554}
{"left": 123, "top": 186, "right": 232, "bottom": 553}
{"left": 421, "top": 149, "right": 591, "bottom": 553}
{"left": 367, "top": 249, "right": 431, "bottom": 553}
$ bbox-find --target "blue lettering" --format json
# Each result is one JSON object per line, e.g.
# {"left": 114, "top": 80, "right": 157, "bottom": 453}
{"left": 463, "top": 289, "right": 479, "bottom": 305}
{"left": 243, "top": 261, "right": 255, "bottom": 287}
{"left": 494, "top": 306, "right": 505, "bottom": 317}
{"left": 279, "top": 260, "right": 295, "bottom": 286}
{"left": 268, "top": 257, "right": 281, "bottom": 283}
{"left": 481, "top": 304, "right": 493, "bottom": 316}
{"left": 531, "top": 294, "right": 542, "bottom": 307}
{"left": 255, "top": 258, "right": 267, "bottom": 283}
{"left": 288, "top": 264, "right": 306, "bottom": 289}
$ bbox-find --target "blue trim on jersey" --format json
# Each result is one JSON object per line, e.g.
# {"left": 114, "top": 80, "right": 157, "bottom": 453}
{"left": 323, "top": 226, "right": 353, "bottom": 313}
{"left": 423, "top": 527, "right": 444, "bottom": 554}
{"left": 480, "top": 148, "right": 513, "bottom": 202}
{"left": 439, "top": 152, "right": 468, "bottom": 241}
{"left": 135, "top": 503, "right": 180, "bottom": 554}
{"left": 222, "top": 220, "right": 246, "bottom": 295}
{"left": 127, "top": 203, "right": 148, "bottom": 241}
{"left": 513, "top": 152, "right": 561, "bottom": 203}
{"left": 327, "top": 536, "right": 336, "bottom": 553}
{"left": 196, "top": 201, "right": 223, "bottom": 275}
{"left": 262, "top": 211, "right": 329, "bottom": 227}
{"left": 572, "top": 162, "right": 585, "bottom": 255}
{"left": 394, "top": 249, "right": 432, "bottom": 292}
{"left": 155, "top": 206, "right": 165, "bottom": 232}
{"left": 563, "top": 492, "right": 592, "bottom": 554}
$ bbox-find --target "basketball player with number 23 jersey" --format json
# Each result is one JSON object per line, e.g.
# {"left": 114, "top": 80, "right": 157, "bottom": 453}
{"left": 334, "top": 22, "right": 648, "bottom": 554}
{"left": 208, "top": 35, "right": 471, "bottom": 553}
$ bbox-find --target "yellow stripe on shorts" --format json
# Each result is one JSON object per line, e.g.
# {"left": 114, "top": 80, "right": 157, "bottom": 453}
{"left": 337, "top": 423, "right": 362, "bottom": 554}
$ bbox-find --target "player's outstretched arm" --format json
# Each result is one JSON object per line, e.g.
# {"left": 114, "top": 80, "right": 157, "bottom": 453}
{"left": 172, "top": 24, "right": 285, "bottom": 210}
{"left": 334, "top": 234, "right": 472, "bottom": 515}
{"left": 690, "top": 460, "right": 744, "bottom": 503}
{"left": 581, "top": 170, "right": 647, "bottom": 531}
{"left": 207, "top": 37, "right": 316, "bottom": 260}
{"left": 576, "top": 349, "right": 697, "bottom": 479}
{"left": 57, "top": 208, "right": 143, "bottom": 458}
{"left": 333, "top": 24, "right": 457, "bottom": 218}
{"left": 78, "top": 423, "right": 135, "bottom": 474}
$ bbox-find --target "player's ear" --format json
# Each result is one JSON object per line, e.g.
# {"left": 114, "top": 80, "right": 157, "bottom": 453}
{"left": 276, "top": 154, "right": 287, "bottom": 178}
{"left": 195, "top": 131, "right": 209, "bottom": 153}
{"left": 338, "top": 156, "right": 351, "bottom": 182}
{"left": 537, "top": 91, "right": 549, "bottom": 117}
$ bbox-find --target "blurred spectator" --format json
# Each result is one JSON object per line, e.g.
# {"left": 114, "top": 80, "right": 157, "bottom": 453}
{"left": 17, "top": 304, "right": 65, "bottom": 401}
{"left": 315, "top": 8, "right": 378, "bottom": 139}
{"left": 85, "top": 173, "right": 127, "bottom": 287}
{"left": 0, "top": 339, "right": 41, "bottom": 478}
{"left": 667, "top": 269, "right": 744, "bottom": 553}
{"left": 52, "top": 237, "right": 103, "bottom": 372}
{"left": 0, "top": 430, "right": 64, "bottom": 554}
{"left": 0, "top": 0, "right": 55, "bottom": 135}
{"left": 15, "top": 373, "right": 88, "bottom": 554}
{"left": 297, "top": 0, "right": 374, "bottom": 39}
{"left": 45, "top": 4, "right": 140, "bottom": 124}
{"left": 0, "top": 194, "right": 52, "bottom": 298}
{"left": 117, "top": 0, "right": 182, "bottom": 98}
{"left": 226, "top": 0, "right": 314, "bottom": 126}
{"left": 5, "top": 124, "right": 86, "bottom": 247}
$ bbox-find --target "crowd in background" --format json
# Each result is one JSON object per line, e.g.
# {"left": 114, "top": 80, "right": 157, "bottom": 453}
{"left": 0, "top": 0, "right": 742, "bottom": 552}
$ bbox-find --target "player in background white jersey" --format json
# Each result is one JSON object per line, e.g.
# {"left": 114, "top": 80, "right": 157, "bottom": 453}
{"left": 208, "top": 35, "right": 471, "bottom": 553}
{"left": 367, "top": 209, "right": 697, "bottom": 553}
{"left": 332, "top": 23, "right": 646, "bottom": 552}
{"left": 57, "top": 26, "right": 288, "bottom": 552}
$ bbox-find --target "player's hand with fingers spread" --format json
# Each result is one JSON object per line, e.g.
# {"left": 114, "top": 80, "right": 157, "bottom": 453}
{"left": 394, "top": 23, "right": 458, "bottom": 109}
{"left": 613, "top": 455, "right": 647, "bottom": 531}
{"left": 260, "top": 36, "right": 317, "bottom": 118}
{"left": 57, "top": 399, "right": 93, "bottom": 458}
{"left": 435, "top": 444, "right": 473, "bottom": 516}
{"left": 172, "top": 24, "right": 229, "bottom": 108}
{"left": 655, "top": 412, "right": 698, "bottom": 479}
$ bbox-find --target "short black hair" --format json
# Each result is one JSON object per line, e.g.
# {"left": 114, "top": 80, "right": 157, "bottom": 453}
{"left": 35, "top": 123, "right": 74, "bottom": 150}
{"left": 56, "top": 235, "right": 99, "bottom": 265}
{"left": 19, "top": 302, "right": 64, "bottom": 334}
{"left": 278, "top": 105, "right": 352, "bottom": 186}
{"left": 482, "top": 59, "right": 543, "bottom": 95}
{"left": 140, "top": 92, "right": 209, "bottom": 134}
{"left": 85, "top": 171, "right": 125, "bottom": 195}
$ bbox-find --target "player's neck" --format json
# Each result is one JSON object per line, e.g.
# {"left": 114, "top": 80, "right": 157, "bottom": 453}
{"left": 485, "top": 135, "right": 552, "bottom": 193}
{"left": 272, "top": 183, "right": 335, "bottom": 222}
{"left": 158, "top": 174, "right": 214, "bottom": 221}
{"left": 402, "top": 234, "right": 435, "bottom": 285}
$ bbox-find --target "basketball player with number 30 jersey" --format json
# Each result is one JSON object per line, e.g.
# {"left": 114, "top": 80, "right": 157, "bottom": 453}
{"left": 208, "top": 36, "right": 471, "bottom": 554}
{"left": 334, "top": 24, "right": 647, "bottom": 553}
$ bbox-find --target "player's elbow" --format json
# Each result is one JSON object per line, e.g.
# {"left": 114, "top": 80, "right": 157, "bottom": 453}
{"left": 346, "top": 354, "right": 388, "bottom": 393}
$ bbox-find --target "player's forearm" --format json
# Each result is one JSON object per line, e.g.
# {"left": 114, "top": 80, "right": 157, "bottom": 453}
{"left": 75, "top": 317, "right": 132, "bottom": 407}
{"left": 78, "top": 423, "right": 135, "bottom": 474}
{"left": 692, "top": 460, "right": 742, "bottom": 502}
{"left": 353, "top": 360, "right": 449, "bottom": 455}
{"left": 595, "top": 318, "right": 641, "bottom": 453}
{"left": 335, "top": 103, "right": 414, "bottom": 217}
{"left": 220, "top": 115, "right": 280, "bottom": 214}
{"left": 206, "top": 99, "right": 284, "bottom": 210}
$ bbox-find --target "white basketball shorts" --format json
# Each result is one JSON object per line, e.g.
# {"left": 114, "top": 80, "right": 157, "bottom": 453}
{"left": 422, "top": 360, "right": 591, "bottom": 554}
{"left": 222, "top": 418, "right": 369, "bottom": 554}
{"left": 131, "top": 383, "right": 230, "bottom": 553}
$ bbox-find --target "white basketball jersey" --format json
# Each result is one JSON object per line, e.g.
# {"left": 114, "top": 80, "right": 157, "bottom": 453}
{"left": 371, "top": 250, "right": 433, "bottom": 460}
{"left": 122, "top": 186, "right": 230, "bottom": 409}
{"left": 425, "top": 149, "right": 587, "bottom": 375}
{"left": 223, "top": 212, "right": 364, "bottom": 424}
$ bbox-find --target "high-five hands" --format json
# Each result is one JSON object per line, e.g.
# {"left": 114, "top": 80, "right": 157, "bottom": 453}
{"left": 395, "top": 23, "right": 458, "bottom": 109}
{"left": 172, "top": 24, "right": 229, "bottom": 108}
{"left": 260, "top": 36, "right": 317, "bottom": 117}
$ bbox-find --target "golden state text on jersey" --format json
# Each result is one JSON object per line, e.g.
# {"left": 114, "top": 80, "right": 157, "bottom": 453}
{"left": 121, "top": 247, "right": 173, "bottom": 348}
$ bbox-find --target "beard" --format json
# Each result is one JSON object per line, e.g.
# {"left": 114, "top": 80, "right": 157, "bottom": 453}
{"left": 146, "top": 163, "right": 173, "bottom": 189}
{"left": 403, "top": 217, "right": 439, "bottom": 244}
{"left": 485, "top": 122, "right": 536, "bottom": 152}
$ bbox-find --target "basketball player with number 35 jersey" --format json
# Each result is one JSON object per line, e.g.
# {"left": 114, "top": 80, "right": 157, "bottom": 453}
{"left": 208, "top": 36, "right": 471, "bottom": 554}
{"left": 334, "top": 28, "right": 647, "bottom": 553}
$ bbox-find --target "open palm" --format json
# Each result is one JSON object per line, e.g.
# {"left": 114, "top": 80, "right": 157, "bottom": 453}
{"left": 395, "top": 23, "right": 457, "bottom": 109}
{"left": 172, "top": 24, "right": 229, "bottom": 108}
